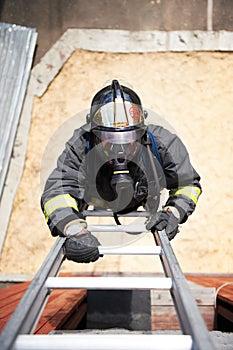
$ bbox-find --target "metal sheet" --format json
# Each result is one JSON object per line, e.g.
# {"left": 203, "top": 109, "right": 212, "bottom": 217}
{"left": 0, "top": 22, "right": 37, "bottom": 198}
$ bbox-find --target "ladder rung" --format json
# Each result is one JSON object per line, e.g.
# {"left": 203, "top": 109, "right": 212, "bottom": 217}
{"left": 88, "top": 224, "right": 147, "bottom": 233}
{"left": 99, "top": 245, "right": 161, "bottom": 255}
{"left": 45, "top": 277, "right": 172, "bottom": 290}
{"left": 83, "top": 210, "right": 150, "bottom": 217}
{"left": 13, "top": 334, "right": 193, "bottom": 350}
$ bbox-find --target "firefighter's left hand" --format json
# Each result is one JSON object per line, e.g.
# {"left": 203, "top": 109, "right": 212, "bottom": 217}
{"left": 146, "top": 207, "right": 180, "bottom": 240}
{"left": 64, "top": 231, "right": 101, "bottom": 263}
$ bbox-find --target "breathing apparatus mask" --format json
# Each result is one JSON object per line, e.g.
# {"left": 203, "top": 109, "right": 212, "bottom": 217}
{"left": 87, "top": 79, "right": 147, "bottom": 213}
{"left": 99, "top": 130, "right": 138, "bottom": 203}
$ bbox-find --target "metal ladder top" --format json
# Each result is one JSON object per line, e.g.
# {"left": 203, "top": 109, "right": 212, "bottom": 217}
{"left": 0, "top": 210, "right": 216, "bottom": 350}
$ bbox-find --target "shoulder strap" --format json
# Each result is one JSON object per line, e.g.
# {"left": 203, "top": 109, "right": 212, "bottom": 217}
{"left": 85, "top": 132, "right": 91, "bottom": 154}
{"left": 147, "top": 130, "right": 163, "bottom": 167}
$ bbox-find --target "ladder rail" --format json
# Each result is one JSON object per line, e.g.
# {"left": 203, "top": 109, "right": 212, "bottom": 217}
{"left": 154, "top": 230, "right": 215, "bottom": 350}
{"left": 0, "top": 237, "right": 66, "bottom": 350}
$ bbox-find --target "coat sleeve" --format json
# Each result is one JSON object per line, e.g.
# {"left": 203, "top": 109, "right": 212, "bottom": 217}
{"left": 148, "top": 125, "right": 202, "bottom": 223}
{"left": 41, "top": 128, "right": 88, "bottom": 236}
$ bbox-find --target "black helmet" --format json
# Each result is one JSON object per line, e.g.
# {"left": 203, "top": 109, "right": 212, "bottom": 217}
{"left": 89, "top": 79, "right": 146, "bottom": 144}
{"left": 86, "top": 80, "right": 147, "bottom": 214}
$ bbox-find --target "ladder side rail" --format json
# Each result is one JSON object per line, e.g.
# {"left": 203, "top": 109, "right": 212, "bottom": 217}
{"left": 0, "top": 237, "right": 66, "bottom": 350}
{"left": 154, "top": 230, "right": 215, "bottom": 350}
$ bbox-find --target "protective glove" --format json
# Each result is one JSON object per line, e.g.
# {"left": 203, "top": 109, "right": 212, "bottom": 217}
{"left": 63, "top": 219, "right": 101, "bottom": 263}
{"left": 146, "top": 206, "right": 180, "bottom": 241}
{"left": 64, "top": 231, "right": 101, "bottom": 263}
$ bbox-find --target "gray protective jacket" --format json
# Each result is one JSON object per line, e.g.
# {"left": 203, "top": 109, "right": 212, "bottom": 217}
{"left": 41, "top": 123, "right": 202, "bottom": 236}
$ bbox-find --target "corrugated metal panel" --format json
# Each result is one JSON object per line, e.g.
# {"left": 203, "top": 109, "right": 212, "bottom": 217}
{"left": 0, "top": 22, "right": 37, "bottom": 199}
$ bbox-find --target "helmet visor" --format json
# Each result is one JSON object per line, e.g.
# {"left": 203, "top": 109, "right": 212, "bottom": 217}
{"left": 93, "top": 101, "right": 143, "bottom": 128}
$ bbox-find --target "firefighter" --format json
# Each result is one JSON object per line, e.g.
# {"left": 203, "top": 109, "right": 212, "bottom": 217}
{"left": 41, "top": 79, "right": 202, "bottom": 263}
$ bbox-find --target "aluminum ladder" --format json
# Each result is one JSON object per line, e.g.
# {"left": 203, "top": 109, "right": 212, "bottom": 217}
{"left": 0, "top": 210, "right": 216, "bottom": 350}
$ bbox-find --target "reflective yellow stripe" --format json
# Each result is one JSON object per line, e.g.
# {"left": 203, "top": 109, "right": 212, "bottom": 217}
{"left": 43, "top": 194, "right": 78, "bottom": 222}
{"left": 170, "top": 186, "right": 201, "bottom": 205}
{"left": 113, "top": 170, "right": 129, "bottom": 175}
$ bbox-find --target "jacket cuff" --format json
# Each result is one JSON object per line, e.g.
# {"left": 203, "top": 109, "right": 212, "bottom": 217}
{"left": 164, "top": 198, "right": 188, "bottom": 223}
{"left": 162, "top": 206, "right": 181, "bottom": 221}
{"left": 50, "top": 213, "right": 85, "bottom": 237}
{"left": 64, "top": 219, "right": 87, "bottom": 236}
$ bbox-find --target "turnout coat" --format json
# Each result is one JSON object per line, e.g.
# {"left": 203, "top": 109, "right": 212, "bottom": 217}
{"left": 41, "top": 124, "right": 201, "bottom": 237}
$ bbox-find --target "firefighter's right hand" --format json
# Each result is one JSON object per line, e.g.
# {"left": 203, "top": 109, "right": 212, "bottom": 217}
{"left": 64, "top": 231, "right": 101, "bottom": 263}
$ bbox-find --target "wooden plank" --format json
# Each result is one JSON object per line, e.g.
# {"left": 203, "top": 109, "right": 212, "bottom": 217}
{"left": 35, "top": 289, "right": 87, "bottom": 334}
{"left": 0, "top": 282, "right": 31, "bottom": 332}
{"left": 0, "top": 282, "right": 30, "bottom": 302}
{"left": 0, "top": 282, "right": 30, "bottom": 331}
{"left": 217, "top": 285, "right": 233, "bottom": 304}
{"left": 0, "top": 281, "right": 87, "bottom": 334}
{"left": 151, "top": 306, "right": 179, "bottom": 330}
{"left": 217, "top": 304, "right": 233, "bottom": 323}
{"left": 186, "top": 274, "right": 233, "bottom": 325}
{"left": 186, "top": 275, "right": 233, "bottom": 301}
{"left": 151, "top": 286, "right": 215, "bottom": 306}
{"left": 34, "top": 289, "right": 79, "bottom": 333}
{"left": 0, "top": 288, "right": 34, "bottom": 317}
{"left": 62, "top": 302, "right": 87, "bottom": 330}
{"left": 0, "top": 300, "right": 25, "bottom": 320}
{"left": 151, "top": 305, "right": 215, "bottom": 331}
{"left": 150, "top": 281, "right": 215, "bottom": 331}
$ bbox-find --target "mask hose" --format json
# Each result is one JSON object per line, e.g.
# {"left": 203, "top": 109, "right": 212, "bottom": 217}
{"left": 112, "top": 141, "right": 161, "bottom": 225}
{"left": 113, "top": 212, "right": 121, "bottom": 225}
{"left": 145, "top": 142, "right": 161, "bottom": 214}
{"left": 111, "top": 157, "right": 134, "bottom": 225}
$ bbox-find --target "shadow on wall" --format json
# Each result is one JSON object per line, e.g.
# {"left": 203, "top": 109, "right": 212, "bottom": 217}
{"left": 0, "top": 0, "right": 233, "bottom": 64}
{"left": 0, "top": 1, "right": 5, "bottom": 16}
